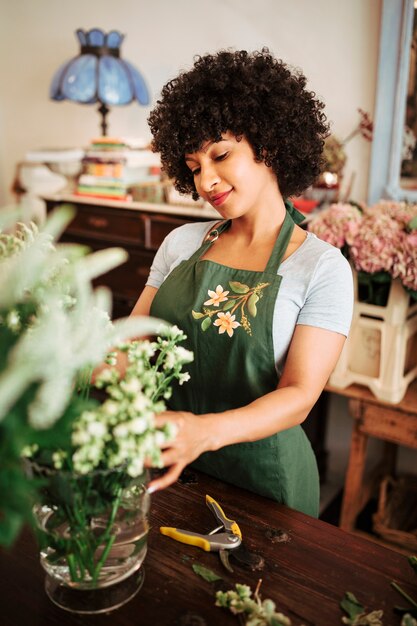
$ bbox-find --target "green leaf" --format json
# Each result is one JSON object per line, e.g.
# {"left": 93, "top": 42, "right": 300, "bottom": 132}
{"left": 222, "top": 300, "right": 235, "bottom": 311}
{"left": 247, "top": 293, "right": 259, "bottom": 317}
{"left": 340, "top": 592, "right": 365, "bottom": 621}
{"left": 408, "top": 556, "right": 417, "bottom": 575}
{"left": 408, "top": 216, "right": 417, "bottom": 231}
{"left": 192, "top": 563, "right": 222, "bottom": 582}
{"left": 192, "top": 310, "right": 205, "bottom": 320}
{"left": 201, "top": 317, "right": 212, "bottom": 332}
{"left": 229, "top": 281, "right": 249, "bottom": 294}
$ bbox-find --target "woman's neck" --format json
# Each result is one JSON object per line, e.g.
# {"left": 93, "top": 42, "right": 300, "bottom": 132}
{"left": 228, "top": 191, "right": 287, "bottom": 246}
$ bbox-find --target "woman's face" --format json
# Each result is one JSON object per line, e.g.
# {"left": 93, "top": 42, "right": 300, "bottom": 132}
{"left": 184, "top": 132, "right": 279, "bottom": 219}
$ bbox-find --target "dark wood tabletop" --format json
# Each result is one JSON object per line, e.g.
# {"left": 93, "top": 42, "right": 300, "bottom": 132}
{"left": 1, "top": 470, "right": 415, "bottom": 626}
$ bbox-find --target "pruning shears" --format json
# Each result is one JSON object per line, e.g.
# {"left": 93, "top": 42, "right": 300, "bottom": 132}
{"left": 160, "top": 494, "right": 242, "bottom": 572}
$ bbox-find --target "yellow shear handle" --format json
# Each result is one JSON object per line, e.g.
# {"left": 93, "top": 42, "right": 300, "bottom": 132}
{"left": 205, "top": 494, "right": 242, "bottom": 539}
{"left": 159, "top": 527, "right": 211, "bottom": 551}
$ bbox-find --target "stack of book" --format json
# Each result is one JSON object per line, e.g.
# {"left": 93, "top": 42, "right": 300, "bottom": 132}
{"left": 76, "top": 137, "right": 161, "bottom": 201}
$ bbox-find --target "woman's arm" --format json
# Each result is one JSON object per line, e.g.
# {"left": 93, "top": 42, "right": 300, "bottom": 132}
{"left": 130, "top": 285, "right": 158, "bottom": 317}
{"left": 147, "top": 324, "right": 346, "bottom": 492}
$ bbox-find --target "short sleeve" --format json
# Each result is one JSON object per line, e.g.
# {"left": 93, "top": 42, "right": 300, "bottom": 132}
{"left": 145, "top": 220, "right": 218, "bottom": 289}
{"left": 297, "top": 249, "right": 354, "bottom": 336}
{"left": 146, "top": 233, "right": 172, "bottom": 288}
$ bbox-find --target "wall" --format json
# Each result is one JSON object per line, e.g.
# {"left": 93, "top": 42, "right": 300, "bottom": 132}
{"left": 0, "top": 0, "right": 381, "bottom": 206}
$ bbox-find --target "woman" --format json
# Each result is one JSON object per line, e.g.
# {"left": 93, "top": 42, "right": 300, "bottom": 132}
{"left": 132, "top": 49, "right": 353, "bottom": 517}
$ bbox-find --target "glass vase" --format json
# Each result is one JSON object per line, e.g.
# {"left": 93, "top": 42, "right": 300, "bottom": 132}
{"left": 28, "top": 461, "right": 150, "bottom": 614}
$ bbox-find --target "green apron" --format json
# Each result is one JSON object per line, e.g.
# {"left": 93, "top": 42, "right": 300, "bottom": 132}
{"left": 150, "top": 202, "right": 319, "bottom": 517}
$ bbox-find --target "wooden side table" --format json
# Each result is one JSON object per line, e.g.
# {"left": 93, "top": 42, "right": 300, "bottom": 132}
{"left": 325, "top": 381, "right": 417, "bottom": 533}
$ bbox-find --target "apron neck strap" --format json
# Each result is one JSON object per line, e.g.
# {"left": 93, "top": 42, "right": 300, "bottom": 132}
{"left": 284, "top": 198, "right": 305, "bottom": 225}
{"left": 188, "top": 220, "right": 231, "bottom": 263}
{"left": 265, "top": 210, "right": 295, "bottom": 273}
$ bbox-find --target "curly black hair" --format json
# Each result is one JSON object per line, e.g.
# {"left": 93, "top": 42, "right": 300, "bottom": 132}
{"left": 148, "top": 48, "right": 329, "bottom": 200}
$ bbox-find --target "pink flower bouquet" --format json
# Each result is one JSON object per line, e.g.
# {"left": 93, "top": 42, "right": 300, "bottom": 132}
{"left": 308, "top": 201, "right": 417, "bottom": 305}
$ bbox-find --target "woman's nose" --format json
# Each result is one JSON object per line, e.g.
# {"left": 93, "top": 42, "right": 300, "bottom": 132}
{"left": 198, "top": 163, "right": 221, "bottom": 193}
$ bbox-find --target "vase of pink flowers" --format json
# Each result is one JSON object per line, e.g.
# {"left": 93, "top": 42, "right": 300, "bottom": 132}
{"left": 309, "top": 200, "right": 417, "bottom": 306}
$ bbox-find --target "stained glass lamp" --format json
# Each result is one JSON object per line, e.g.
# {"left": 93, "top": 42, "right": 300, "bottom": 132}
{"left": 50, "top": 28, "right": 150, "bottom": 136}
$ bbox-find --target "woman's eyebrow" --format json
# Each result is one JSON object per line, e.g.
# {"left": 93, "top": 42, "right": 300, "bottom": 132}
{"left": 185, "top": 138, "right": 227, "bottom": 162}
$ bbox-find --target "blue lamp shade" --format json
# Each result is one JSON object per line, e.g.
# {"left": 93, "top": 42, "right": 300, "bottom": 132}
{"left": 50, "top": 29, "right": 150, "bottom": 134}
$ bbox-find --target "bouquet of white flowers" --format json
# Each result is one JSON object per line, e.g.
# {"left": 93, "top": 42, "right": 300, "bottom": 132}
{"left": 0, "top": 206, "right": 192, "bottom": 572}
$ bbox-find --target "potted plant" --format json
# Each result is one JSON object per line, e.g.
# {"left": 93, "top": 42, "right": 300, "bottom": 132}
{"left": 308, "top": 200, "right": 417, "bottom": 403}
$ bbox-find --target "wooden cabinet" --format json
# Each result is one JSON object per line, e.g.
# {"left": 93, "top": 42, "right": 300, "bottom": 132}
{"left": 44, "top": 194, "right": 219, "bottom": 319}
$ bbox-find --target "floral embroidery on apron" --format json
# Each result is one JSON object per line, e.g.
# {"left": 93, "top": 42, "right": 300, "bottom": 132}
{"left": 192, "top": 280, "right": 271, "bottom": 336}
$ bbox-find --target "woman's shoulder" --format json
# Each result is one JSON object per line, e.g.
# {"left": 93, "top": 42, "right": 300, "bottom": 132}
{"left": 157, "top": 219, "right": 220, "bottom": 267}
{"left": 280, "top": 230, "right": 352, "bottom": 297}
{"left": 163, "top": 220, "right": 220, "bottom": 249}
{"left": 285, "top": 230, "right": 349, "bottom": 270}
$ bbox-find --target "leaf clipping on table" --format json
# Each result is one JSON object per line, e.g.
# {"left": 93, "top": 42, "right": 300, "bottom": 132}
{"left": 341, "top": 592, "right": 365, "bottom": 622}
{"left": 192, "top": 563, "right": 223, "bottom": 582}
{"left": 409, "top": 556, "right": 417, "bottom": 576}
{"left": 340, "top": 592, "right": 383, "bottom": 625}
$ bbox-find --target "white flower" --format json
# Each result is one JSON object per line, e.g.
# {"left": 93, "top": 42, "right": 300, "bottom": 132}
{"left": 132, "top": 394, "right": 149, "bottom": 413}
{"left": 129, "top": 417, "right": 148, "bottom": 435}
{"left": 121, "top": 378, "right": 142, "bottom": 395}
{"left": 87, "top": 420, "right": 107, "bottom": 438}
{"left": 102, "top": 400, "right": 119, "bottom": 416}
{"left": 154, "top": 430, "right": 168, "bottom": 446}
{"left": 165, "top": 325, "right": 186, "bottom": 340}
{"left": 127, "top": 457, "right": 144, "bottom": 477}
{"left": 113, "top": 423, "right": 129, "bottom": 438}
{"left": 52, "top": 450, "right": 67, "bottom": 469}
{"left": 96, "top": 368, "right": 116, "bottom": 385}
{"left": 6, "top": 310, "right": 20, "bottom": 332}
{"left": 178, "top": 372, "right": 191, "bottom": 386}
{"left": 174, "top": 346, "right": 193, "bottom": 364}
{"left": 72, "top": 430, "right": 91, "bottom": 446}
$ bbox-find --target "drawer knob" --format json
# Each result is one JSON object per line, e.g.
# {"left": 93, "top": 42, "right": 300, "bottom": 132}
{"left": 88, "top": 216, "right": 108, "bottom": 229}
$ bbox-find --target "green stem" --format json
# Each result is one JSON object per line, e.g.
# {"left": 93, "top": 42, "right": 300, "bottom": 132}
{"left": 92, "top": 535, "right": 116, "bottom": 585}
{"left": 92, "top": 488, "right": 122, "bottom": 584}
{"left": 391, "top": 582, "right": 417, "bottom": 609}
{"left": 74, "top": 537, "right": 93, "bottom": 578}
{"left": 66, "top": 552, "right": 81, "bottom": 582}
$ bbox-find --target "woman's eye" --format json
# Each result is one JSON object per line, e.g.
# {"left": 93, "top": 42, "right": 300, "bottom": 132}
{"left": 191, "top": 168, "right": 201, "bottom": 176}
{"left": 214, "top": 152, "right": 228, "bottom": 162}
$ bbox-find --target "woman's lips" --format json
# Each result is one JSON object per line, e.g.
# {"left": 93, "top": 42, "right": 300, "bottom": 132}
{"left": 210, "top": 190, "right": 232, "bottom": 207}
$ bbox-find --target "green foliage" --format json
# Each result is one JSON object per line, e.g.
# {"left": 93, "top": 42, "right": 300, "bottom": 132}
{"left": 340, "top": 592, "right": 383, "bottom": 625}
{"left": 215, "top": 582, "right": 291, "bottom": 626}
{"left": 192, "top": 563, "right": 223, "bottom": 582}
{"left": 392, "top": 555, "right": 417, "bottom": 619}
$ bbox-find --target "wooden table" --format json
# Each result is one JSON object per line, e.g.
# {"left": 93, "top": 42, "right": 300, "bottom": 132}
{"left": 325, "top": 381, "right": 417, "bottom": 534}
{"left": 0, "top": 471, "right": 415, "bottom": 626}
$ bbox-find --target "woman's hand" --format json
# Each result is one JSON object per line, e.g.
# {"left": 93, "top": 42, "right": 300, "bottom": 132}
{"left": 146, "top": 411, "right": 213, "bottom": 493}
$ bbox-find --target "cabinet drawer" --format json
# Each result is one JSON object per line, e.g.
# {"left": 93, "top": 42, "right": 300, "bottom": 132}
{"left": 60, "top": 235, "right": 154, "bottom": 303}
{"left": 66, "top": 204, "right": 146, "bottom": 246}
{"left": 95, "top": 248, "right": 154, "bottom": 303}
{"left": 147, "top": 214, "right": 192, "bottom": 250}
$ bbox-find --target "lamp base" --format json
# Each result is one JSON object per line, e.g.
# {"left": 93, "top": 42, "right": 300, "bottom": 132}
{"left": 98, "top": 103, "right": 110, "bottom": 136}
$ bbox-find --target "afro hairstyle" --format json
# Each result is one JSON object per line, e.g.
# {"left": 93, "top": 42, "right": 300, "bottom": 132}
{"left": 148, "top": 48, "right": 329, "bottom": 200}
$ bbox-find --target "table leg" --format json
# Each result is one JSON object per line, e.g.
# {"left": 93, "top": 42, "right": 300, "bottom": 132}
{"left": 340, "top": 400, "right": 368, "bottom": 531}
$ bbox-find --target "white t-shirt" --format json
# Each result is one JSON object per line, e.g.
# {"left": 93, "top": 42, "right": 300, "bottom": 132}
{"left": 146, "top": 220, "right": 354, "bottom": 376}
